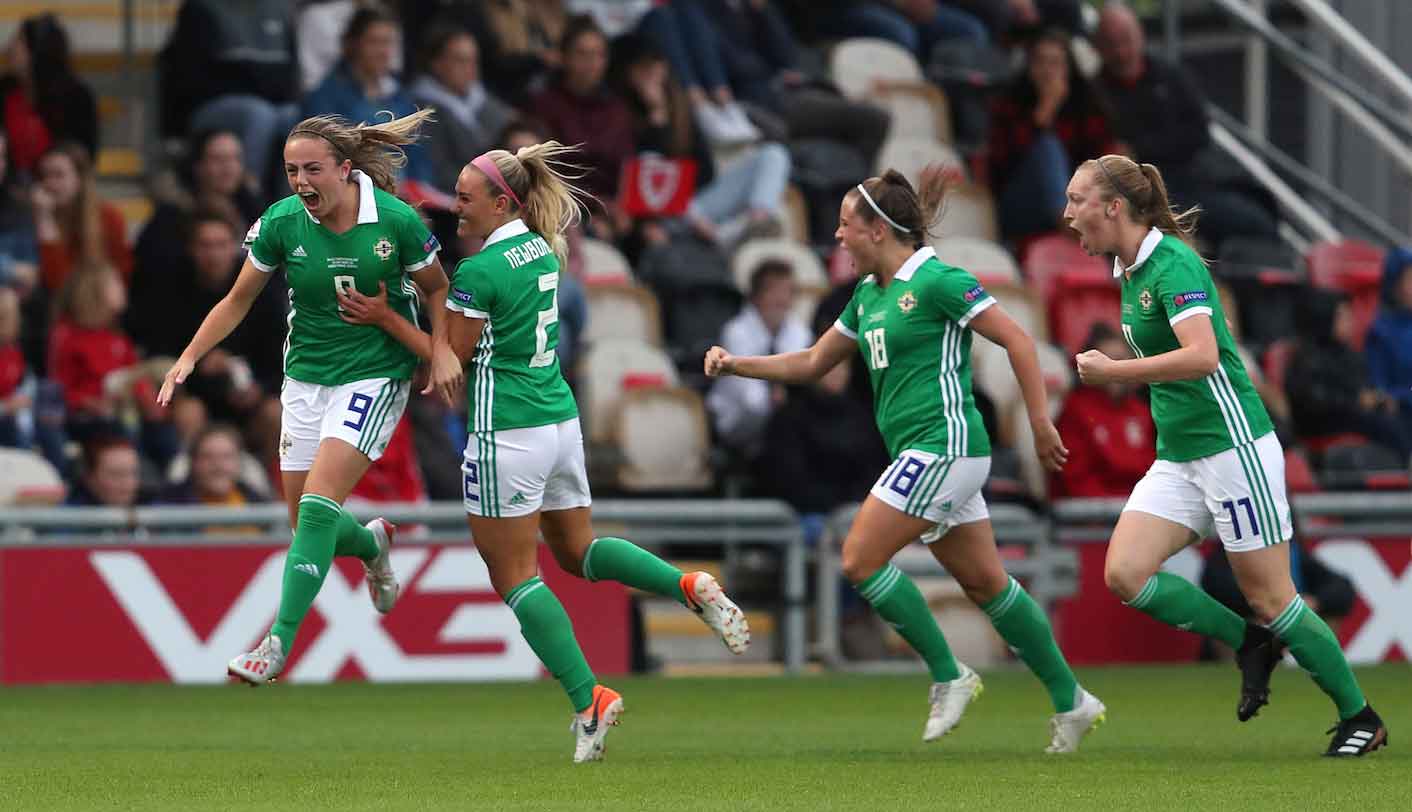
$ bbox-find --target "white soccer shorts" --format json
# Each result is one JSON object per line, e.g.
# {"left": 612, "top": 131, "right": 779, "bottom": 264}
{"left": 461, "top": 417, "right": 593, "bottom": 518}
{"left": 279, "top": 377, "right": 410, "bottom": 471}
{"left": 1123, "top": 431, "right": 1292, "bottom": 552}
{"left": 869, "top": 451, "right": 991, "bottom": 544}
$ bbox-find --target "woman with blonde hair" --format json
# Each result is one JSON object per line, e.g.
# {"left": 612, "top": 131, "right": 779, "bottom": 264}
{"left": 1066, "top": 153, "right": 1385, "bottom": 756}
{"left": 706, "top": 165, "right": 1104, "bottom": 753}
{"left": 158, "top": 109, "right": 462, "bottom": 686}
{"left": 437, "top": 140, "right": 749, "bottom": 763}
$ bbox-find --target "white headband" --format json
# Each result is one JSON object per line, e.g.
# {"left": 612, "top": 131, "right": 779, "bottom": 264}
{"left": 855, "top": 183, "right": 911, "bottom": 234}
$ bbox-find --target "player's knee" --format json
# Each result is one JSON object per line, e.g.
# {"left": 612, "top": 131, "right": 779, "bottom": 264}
{"left": 956, "top": 570, "right": 1009, "bottom": 606}
{"left": 548, "top": 544, "right": 585, "bottom": 578}
{"left": 1242, "top": 588, "right": 1294, "bottom": 626}
{"left": 840, "top": 540, "right": 884, "bottom": 585}
{"left": 1104, "top": 557, "right": 1150, "bottom": 602}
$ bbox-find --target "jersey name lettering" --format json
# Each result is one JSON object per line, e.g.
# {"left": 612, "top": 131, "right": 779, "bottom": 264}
{"left": 504, "top": 237, "right": 552, "bottom": 269}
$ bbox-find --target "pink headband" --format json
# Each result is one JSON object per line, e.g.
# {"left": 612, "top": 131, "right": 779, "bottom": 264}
{"left": 472, "top": 153, "right": 523, "bottom": 208}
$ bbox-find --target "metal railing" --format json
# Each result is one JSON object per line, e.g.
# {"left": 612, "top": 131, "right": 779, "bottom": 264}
{"left": 2, "top": 499, "right": 811, "bottom": 672}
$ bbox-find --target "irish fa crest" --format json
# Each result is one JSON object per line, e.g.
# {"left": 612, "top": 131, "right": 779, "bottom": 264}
{"left": 1139, "top": 288, "right": 1153, "bottom": 312}
{"left": 898, "top": 290, "right": 917, "bottom": 313}
{"left": 373, "top": 237, "right": 394, "bottom": 261}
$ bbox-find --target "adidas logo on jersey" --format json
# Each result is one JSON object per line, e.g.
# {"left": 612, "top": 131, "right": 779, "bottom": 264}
{"left": 292, "top": 245, "right": 307, "bottom": 258}
{"left": 294, "top": 562, "right": 321, "bottom": 578}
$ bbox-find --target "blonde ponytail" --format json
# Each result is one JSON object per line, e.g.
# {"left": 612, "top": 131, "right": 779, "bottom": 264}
{"left": 288, "top": 108, "right": 436, "bottom": 195}
{"left": 1085, "top": 154, "right": 1204, "bottom": 257}
{"left": 476, "top": 141, "right": 594, "bottom": 265}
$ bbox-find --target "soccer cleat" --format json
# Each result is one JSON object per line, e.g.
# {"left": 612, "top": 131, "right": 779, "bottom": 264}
{"left": 1324, "top": 705, "right": 1388, "bottom": 757}
{"left": 571, "top": 685, "right": 624, "bottom": 763}
{"left": 363, "top": 518, "right": 401, "bottom": 614}
{"left": 1236, "top": 622, "right": 1284, "bottom": 721}
{"left": 681, "top": 572, "right": 751, "bottom": 655}
{"left": 227, "top": 635, "right": 286, "bottom": 685}
{"left": 924, "top": 663, "right": 982, "bottom": 742}
{"left": 1046, "top": 689, "right": 1106, "bottom": 754}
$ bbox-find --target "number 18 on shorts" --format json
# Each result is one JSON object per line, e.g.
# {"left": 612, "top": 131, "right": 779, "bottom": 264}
{"left": 869, "top": 450, "right": 991, "bottom": 543}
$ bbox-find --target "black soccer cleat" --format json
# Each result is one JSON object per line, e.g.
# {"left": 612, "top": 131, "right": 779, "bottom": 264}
{"left": 1324, "top": 705, "right": 1388, "bottom": 757}
{"left": 1235, "top": 622, "right": 1284, "bottom": 722}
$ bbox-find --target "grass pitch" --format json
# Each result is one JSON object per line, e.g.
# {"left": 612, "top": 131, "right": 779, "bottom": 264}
{"left": 2, "top": 664, "right": 1407, "bottom": 811}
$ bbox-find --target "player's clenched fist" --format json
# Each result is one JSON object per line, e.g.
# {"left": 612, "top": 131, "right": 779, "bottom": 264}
{"left": 704, "top": 346, "right": 735, "bottom": 377}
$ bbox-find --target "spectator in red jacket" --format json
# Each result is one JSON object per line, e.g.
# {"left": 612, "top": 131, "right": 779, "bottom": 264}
{"left": 1051, "top": 322, "right": 1154, "bottom": 498}
{"left": 531, "top": 16, "right": 636, "bottom": 240}
{"left": 48, "top": 266, "right": 176, "bottom": 464}
{"left": 32, "top": 142, "right": 132, "bottom": 294}
{"left": 988, "top": 28, "right": 1118, "bottom": 241}
{"left": 0, "top": 14, "right": 98, "bottom": 174}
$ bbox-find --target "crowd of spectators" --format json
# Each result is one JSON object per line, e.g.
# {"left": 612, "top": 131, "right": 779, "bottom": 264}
{"left": 0, "top": 0, "right": 1408, "bottom": 524}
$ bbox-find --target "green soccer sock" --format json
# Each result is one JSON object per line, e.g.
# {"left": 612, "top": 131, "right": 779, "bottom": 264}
{"left": 982, "top": 576, "right": 1080, "bottom": 713}
{"left": 1268, "top": 596, "right": 1367, "bottom": 720}
{"left": 332, "top": 508, "right": 379, "bottom": 560}
{"left": 1125, "top": 572, "right": 1246, "bottom": 649}
{"left": 506, "top": 576, "right": 597, "bottom": 712}
{"left": 269, "top": 494, "right": 341, "bottom": 651}
{"left": 582, "top": 537, "right": 687, "bottom": 604}
{"left": 856, "top": 564, "right": 960, "bottom": 683}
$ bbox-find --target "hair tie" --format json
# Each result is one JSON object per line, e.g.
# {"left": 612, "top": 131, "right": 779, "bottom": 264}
{"left": 855, "top": 184, "right": 911, "bottom": 234}
{"left": 473, "top": 153, "right": 523, "bottom": 208}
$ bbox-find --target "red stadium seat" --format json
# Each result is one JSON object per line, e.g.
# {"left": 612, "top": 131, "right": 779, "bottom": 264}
{"left": 1261, "top": 339, "right": 1296, "bottom": 395}
{"left": 1283, "top": 448, "right": 1320, "bottom": 494}
{"left": 1048, "top": 270, "right": 1122, "bottom": 356}
{"left": 1021, "top": 232, "right": 1108, "bottom": 302}
{"left": 1305, "top": 240, "right": 1384, "bottom": 350}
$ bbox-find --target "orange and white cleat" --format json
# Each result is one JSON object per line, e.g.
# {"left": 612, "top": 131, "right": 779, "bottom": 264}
{"left": 571, "top": 685, "right": 624, "bottom": 763}
{"left": 227, "top": 635, "right": 286, "bottom": 686}
{"left": 363, "top": 518, "right": 400, "bottom": 614}
{"left": 681, "top": 572, "right": 751, "bottom": 654}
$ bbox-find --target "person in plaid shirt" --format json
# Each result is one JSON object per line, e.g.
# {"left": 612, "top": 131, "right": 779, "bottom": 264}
{"left": 988, "top": 29, "right": 1118, "bottom": 241}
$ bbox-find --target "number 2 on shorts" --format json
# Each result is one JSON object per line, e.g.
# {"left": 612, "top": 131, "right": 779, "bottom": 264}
{"left": 1221, "top": 497, "right": 1259, "bottom": 540}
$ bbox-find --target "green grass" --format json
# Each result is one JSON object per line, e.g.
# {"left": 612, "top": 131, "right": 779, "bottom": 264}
{"left": 1, "top": 665, "right": 1407, "bottom": 811}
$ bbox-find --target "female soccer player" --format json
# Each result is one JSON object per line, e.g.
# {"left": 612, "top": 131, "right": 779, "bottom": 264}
{"left": 436, "top": 142, "right": 750, "bottom": 764}
{"left": 706, "top": 168, "right": 1104, "bottom": 753}
{"left": 157, "top": 110, "right": 463, "bottom": 685}
{"left": 1066, "top": 154, "right": 1386, "bottom": 757}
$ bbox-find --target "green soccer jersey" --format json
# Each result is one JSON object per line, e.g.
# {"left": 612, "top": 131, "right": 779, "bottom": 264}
{"left": 446, "top": 219, "right": 578, "bottom": 432}
{"left": 1118, "top": 228, "right": 1273, "bottom": 461}
{"left": 245, "top": 170, "right": 440, "bottom": 386}
{"left": 835, "top": 247, "right": 993, "bottom": 458}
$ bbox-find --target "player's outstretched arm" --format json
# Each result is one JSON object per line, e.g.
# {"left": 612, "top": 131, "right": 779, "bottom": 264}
{"left": 970, "top": 304, "right": 1068, "bottom": 471}
{"left": 704, "top": 327, "right": 854, "bottom": 384}
{"left": 158, "top": 256, "right": 271, "bottom": 406}
{"left": 1076, "top": 314, "right": 1219, "bottom": 385}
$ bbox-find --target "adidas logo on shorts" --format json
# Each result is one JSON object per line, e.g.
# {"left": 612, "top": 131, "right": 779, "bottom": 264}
{"left": 509, "top": 492, "right": 527, "bottom": 506}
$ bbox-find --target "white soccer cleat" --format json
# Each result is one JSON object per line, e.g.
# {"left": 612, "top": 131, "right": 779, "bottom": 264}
{"left": 363, "top": 518, "right": 401, "bottom": 614}
{"left": 681, "top": 572, "right": 750, "bottom": 654}
{"left": 924, "top": 663, "right": 983, "bottom": 742}
{"left": 1046, "top": 688, "right": 1106, "bottom": 753}
{"left": 571, "top": 685, "right": 625, "bottom": 763}
{"left": 227, "top": 635, "right": 286, "bottom": 685}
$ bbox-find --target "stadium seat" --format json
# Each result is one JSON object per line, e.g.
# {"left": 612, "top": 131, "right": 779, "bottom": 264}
{"left": 782, "top": 184, "right": 811, "bottom": 244}
{"left": 578, "top": 237, "right": 634, "bottom": 286}
{"left": 931, "top": 236, "right": 1018, "bottom": 286}
{"left": 984, "top": 283, "right": 1048, "bottom": 342}
{"left": 583, "top": 285, "right": 663, "bottom": 347}
{"left": 1021, "top": 232, "right": 1109, "bottom": 303}
{"left": 936, "top": 183, "right": 998, "bottom": 241}
{"left": 829, "top": 38, "right": 924, "bottom": 100}
{"left": 1305, "top": 240, "right": 1383, "bottom": 350}
{"left": 730, "top": 238, "right": 829, "bottom": 294}
{"left": 1284, "top": 448, "right": 1320, "bottom": 494}
{"left": 1048, "top": 271, "right": 1122, "bottom": 356}
{"left": 1319, "top": 441, "right": 1410, "bottom": 491}
{"left": 613, "top": 387, "right": 714, "bottom": 492}
{"left": 872, "top": 136, "right": 963, "bottom": 183}
{"left": 579, "top": 339, "right": 680, "bottom": 441}
{"left": 876, "top": 82, "right": 953, "bottom": 144}
{"left": 0, "top": 448, "right": 65, "bottom": 506}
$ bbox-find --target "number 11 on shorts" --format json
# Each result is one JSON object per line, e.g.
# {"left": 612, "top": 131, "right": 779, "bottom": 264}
{"left": 1222, "top": 497, "right": 1259, "bottom": 540}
